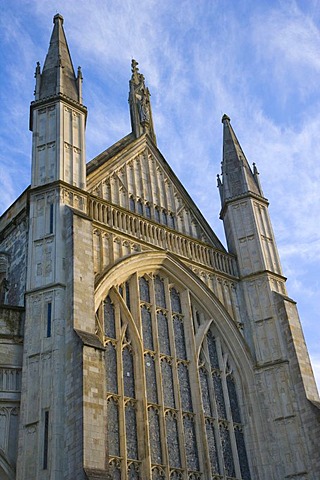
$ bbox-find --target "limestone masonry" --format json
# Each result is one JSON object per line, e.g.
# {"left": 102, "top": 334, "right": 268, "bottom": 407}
{"left": 0, "top": 13, "right": 319, "bottom": 480}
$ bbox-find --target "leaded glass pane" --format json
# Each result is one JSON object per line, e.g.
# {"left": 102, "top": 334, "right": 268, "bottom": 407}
{"left": 152, "top": 466, "right": 165, "bottom": 479}
{"left": 178, "top": 363, "right": 192, "bottom": 412}
{"left": 173, "top": 316, "right": 186, "bottom": 359}
{"left": 148, "top": 407, "right": 162, "bottom": 464}
{"left": 219, "top": 423, "right": 235, "bottom": 477}
{"left": 128, "top": 462, "right": 140, "bottom": 479}
{"left": 107, "top": 397, "right": 120, "bottom": 456}
{"left": 106, "top": 342, "right": 117, "bottom": 394}
{"left": 139, "top": 276, "right": 150, "bottom": 303}
{"left": 170, "top": 288, "right": 182, "bottom": 313}
{"left": 183, "top": 415, "right": 199, "bottom": 471}
{"left": 157, "top": 311, "right": 170, "bottom": 355}
{"left": 109, "top": 459, "right": 121, "bottom": 480}
{"left": 205, "top": 419, "right": 220, "bottom": 475}
{"left": 235, "top": 427, "right": 251, "bottom": 480}
{"left": 165, "top": 412, "right": 181, "bottom": 468}
{"left": 123, "top": 346, "right": 135, "bottom": 398}
{"left": 199, "top": 367, "right": 212, "bottom": 416}
{"left": 104, "top": 296, "right": 116, "bottom": 338}
{"left": 154, "top": 276, "right": 166, "bottom": 308}
{"left": 142, "top": 305, "right": 154, "bottom": 350}
{"left": 227, "top": 375, "right": 241, "bottom": 424}
{"left": 213, "top": 372, "right": 226, "bottom": 419}
{"left": 161, "top": 358, "right": 175, "bottom": 408}
{"left": 170, "top": 472, "right": 182, "bottom": 480}
{"left": 126, "top": 402, "right": 138, "bottom": 459}
{"left": 207, "top": 331, "right": 219, "bottom": 370}
{"left": 145, "top": 354, "right": 158, "bottom": 404}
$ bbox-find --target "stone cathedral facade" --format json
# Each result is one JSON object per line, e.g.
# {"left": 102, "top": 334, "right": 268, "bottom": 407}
{"left": 0, "top": 13, "right": 319, "bottom": 480}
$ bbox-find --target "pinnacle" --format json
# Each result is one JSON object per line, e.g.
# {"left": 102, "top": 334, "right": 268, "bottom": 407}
{"left": 53, "top": 13, "right": 64, "bottom": 24}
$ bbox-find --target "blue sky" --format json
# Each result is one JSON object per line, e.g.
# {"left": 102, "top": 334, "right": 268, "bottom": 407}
{"left": 0, "top": 0, "right": 319, "bottom": 390}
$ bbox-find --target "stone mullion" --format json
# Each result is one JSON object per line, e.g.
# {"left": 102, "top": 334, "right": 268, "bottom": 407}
{"left": 114, "top": 302, "right": 127, "bottom": 479}
{"left": 180, "top": 290, "right": 206, "bottom": 477}
{"left": 165, "top": 280, "right": 188, "bottom": 477}
{"left": 220, "top": 358, "right": 242, "bottom": 480}
{"left": 134, "top": 273, "right": 152, "bottom": 478}
{"left": 203, "top": 339, "right": 225, "bottom": 477}
{"left": 150, "top": 276, "right": 170, "bottom": 477}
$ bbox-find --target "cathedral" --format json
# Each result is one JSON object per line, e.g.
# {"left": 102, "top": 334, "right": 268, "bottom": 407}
{"left": 1, "top": 13, "right": 320, "bottom": 480}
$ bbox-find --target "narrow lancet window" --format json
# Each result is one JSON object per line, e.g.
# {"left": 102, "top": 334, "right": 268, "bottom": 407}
{"left": 46, "top": 302, "right": 52, "bottom": 338}
{"left": 43, "top": 411, "right": 49, "bottom": 470}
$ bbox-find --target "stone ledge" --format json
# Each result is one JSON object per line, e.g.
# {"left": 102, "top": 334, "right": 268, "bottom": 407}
{"left": 84, "top": 467, "right": 111, "bottom": 480}
{"left": 75, "top": 329, "right": 105, "bottom": 350}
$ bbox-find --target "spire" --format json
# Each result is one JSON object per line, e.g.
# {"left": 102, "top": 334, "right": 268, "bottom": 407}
{"left": 129, "top": 59, "right": 156, "bottom": 144}
{"left": 218, "top": 114, "right": 263, "bottom": 206}
{"left": 36, "top": 14, "right": 81, "bottom": 103}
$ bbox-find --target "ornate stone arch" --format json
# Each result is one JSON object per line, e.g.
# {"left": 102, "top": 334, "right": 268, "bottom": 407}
{"left": 95, "top": 251, "right": 261, "bottom": 479}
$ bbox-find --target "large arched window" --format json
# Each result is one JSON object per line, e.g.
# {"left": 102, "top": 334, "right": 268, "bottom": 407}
{"left": 99, "top": 271, "right": 251, "bottom": 480}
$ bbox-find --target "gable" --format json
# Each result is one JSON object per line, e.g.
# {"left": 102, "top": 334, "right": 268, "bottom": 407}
{"left": 86, "top": 134, "right": 225, "bottom": 250}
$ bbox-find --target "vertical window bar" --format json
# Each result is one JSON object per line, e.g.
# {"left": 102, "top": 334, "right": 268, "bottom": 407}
{"left": 47, "top": 302, "right": 52, "bottom": 338}
{"left": 43, "top": 411, "right": 49, "bottom": 469}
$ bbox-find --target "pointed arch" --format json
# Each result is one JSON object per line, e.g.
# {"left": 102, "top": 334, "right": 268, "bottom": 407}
{"left": 95, "top": 251, "right": 260, "bottom": 479}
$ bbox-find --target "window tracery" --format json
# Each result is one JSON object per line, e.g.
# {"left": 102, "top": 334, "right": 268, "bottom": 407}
{"left": 100, "top": 272, "right": 251, "bottom": 479}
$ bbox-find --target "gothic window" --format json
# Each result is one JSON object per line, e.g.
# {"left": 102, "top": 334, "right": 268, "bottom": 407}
{"left": 162, "top": 210, "right": 168, "bottom": 226}
{"left": 168, "top": 213, "right": 175, "bottom": 229}
{"left": 107, "top": 397, "right": 120, "bottom": 456}
{"left": 173, "top": 316, "right": 186, "bottom": 360}
{"left": 183, "top": 414, "right": 199, "bottom": 471}
{"left": 123, "top": 346, "right": 135, "bottom": 398}
{"left": 145, "top": 203, "right": 151, "bottom": 219}
{"left": 157, "top": 311, "right": 170, "bottom": 355}
{"left": 165, "top": 411, "right": 181, "bottom": 468}
{"left": 148, "top": 406, "right": 162, "bottom": 464}
{"left": 104, "top": 296, "right": 116, "bottom": 338}
{"left": 170, "top": 287, "right": 181, "bottom": 313}
{"left": 139, "top": 276, "right": 150, "bottom": 303}
{"left": 154, "top": 206, "right": 160, "bottom": 223}
{"left": 100, "top": 274, "right": 251, "bottom": 479}
{"left": 145, "top": 353, "right": 158, "bottom": 403}
{"left": 129, "top": 196, "right": 135, "bottom": 212}
{"left": 125, "top": 401, "right": 138, "bottom": 459}
{"left": 106, "top": 342, "right": 117, "bottom": 394}
{"left": 137, "top": 199, "right": 143, "bottom": 215}
{"left": 141, "top": 305, "right": 153, "bottom": 350}
{"left": 154, "top": 275, "right": 166, "bottom": 308}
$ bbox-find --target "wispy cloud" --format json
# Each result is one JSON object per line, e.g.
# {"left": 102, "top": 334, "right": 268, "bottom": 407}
{"left": 0, "top": 0, "right": 319, "bottom": 390}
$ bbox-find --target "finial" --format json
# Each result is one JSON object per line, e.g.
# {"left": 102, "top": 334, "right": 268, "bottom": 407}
{"left": 222, "top": 114, "right": 230, "bottom": 123}
{"left": 77, "top": 66, "right": 83, "bottom": 79}
{"left": 253, "top": 162, "right": 259, "bottom": 175}
{"left": 217, "top": 174, "right": 222, "bottom": 187}
{"left": 53, "top": 13, "right": 64, "bottom": 24}
{"left": 34, "top": 61, "right": 41, "bottom": 77}
{"left": 131, "top": 59, "right": 141, "bottom": 84}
